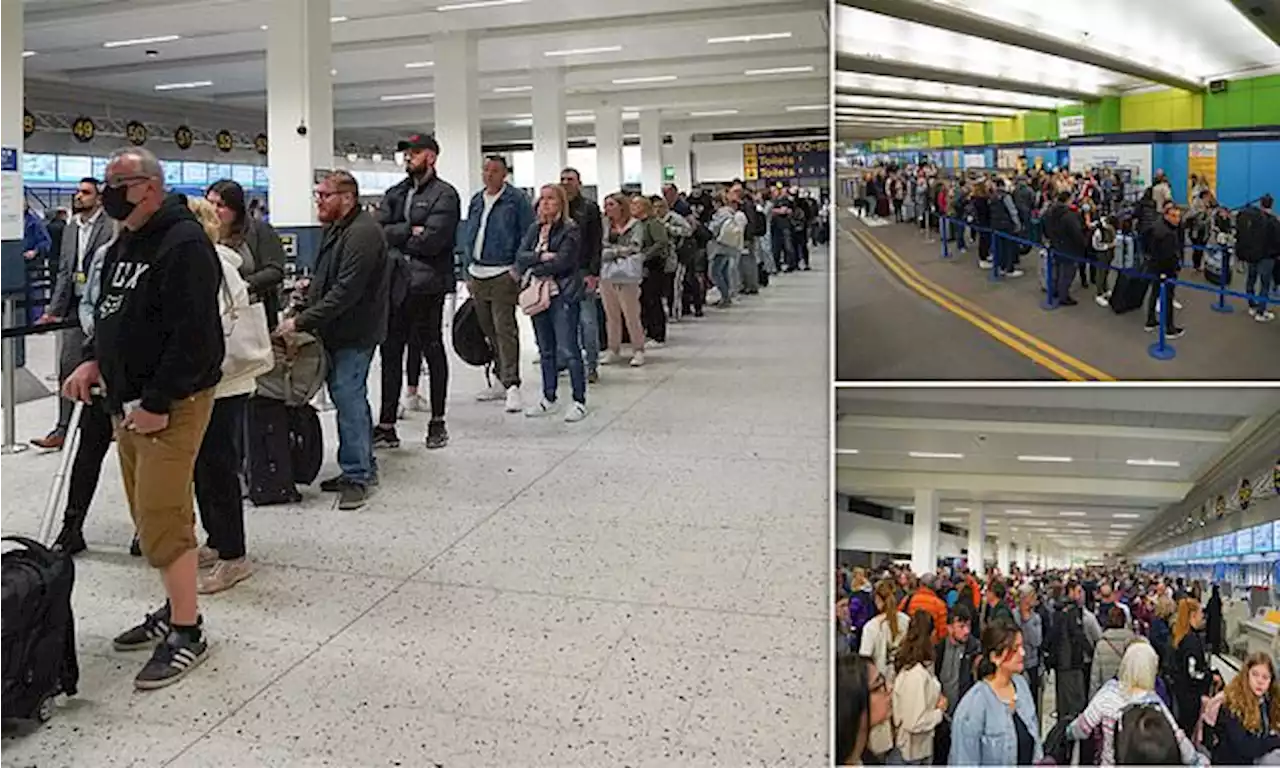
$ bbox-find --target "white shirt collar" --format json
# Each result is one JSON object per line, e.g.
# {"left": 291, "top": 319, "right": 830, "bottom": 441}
{"left": 76, "top": 207, "right": 103, "bottom": 227}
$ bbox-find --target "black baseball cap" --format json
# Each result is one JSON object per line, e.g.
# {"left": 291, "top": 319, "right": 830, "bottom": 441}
{"left": 397, "top": 133, "right": 440, "bottom": 153}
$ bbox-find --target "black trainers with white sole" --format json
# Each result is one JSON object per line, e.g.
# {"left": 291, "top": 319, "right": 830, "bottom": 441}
{"left": 134, "top": 629, "right": 209, "bottom": 690}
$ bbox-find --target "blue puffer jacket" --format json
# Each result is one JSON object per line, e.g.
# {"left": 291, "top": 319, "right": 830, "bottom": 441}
{"left": 461, "top": 184, "right": 535, "bottom": 269}
{"left": 516, "top": 218, "right": 583, "bottom": 304}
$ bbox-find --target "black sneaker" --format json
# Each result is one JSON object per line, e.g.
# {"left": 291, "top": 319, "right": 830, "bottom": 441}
{"left": 114, "top": 604, "right": 175, "bottom": 651}
{"left": 1167, "top": 327, "right": 1186, "bottom": 339}
{"left": 320, "top": 475, "right": 348, "bottom": 493}
{"left": 1144, "top": 323, "right": 1158, "bottom": 332}
{"left": 372, "top": 426, "right": 401, "bottom": 450}
{"left": 52, "top": 512, "right": 87, "bottom": 556}
{"left": 425, "top": 420, "right": 449, "bottom": 450}
{"left": 337, "top": 483, "right": 369, "bottom": 511}
{"left": 129, "top": 534, "right": 142, "bottom": 557}
{"left": 134, "top": 629, "right": 208, "bottom": 690}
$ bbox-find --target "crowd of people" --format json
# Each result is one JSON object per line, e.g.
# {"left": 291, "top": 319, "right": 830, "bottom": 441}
{"left": 18, "top": 136, "right": 828, "bottom": 691}
{"left": 836, "top": 560, "right": 1280, "bottom": 766}
{"left": 850, "top": 162, "right": 1280, "bottom": 335}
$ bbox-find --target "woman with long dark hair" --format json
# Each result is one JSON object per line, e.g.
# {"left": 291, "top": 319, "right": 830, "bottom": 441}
{"left": 836, "top": 655, "right": 894, "bottom": 767}
{"left": 892, "top": 611, "right": 946, "bottom": 764}
{"left": 860, "top": 578, "right": 910, "bottom": 759}
{"left": 206, "top": 179, "right": 286, "bottom": 329}
{"left": 950, "top": 618, "right": 1041, "bottom": 765}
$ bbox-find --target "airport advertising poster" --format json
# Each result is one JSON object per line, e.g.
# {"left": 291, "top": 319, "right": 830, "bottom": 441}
{"left": 1068, "top": 144, "right": 1152, "bottom": 188}
{"left": 1188, "top": 142, "right": 1217, "bottom": 196}
{"left": 1058, "top": 114, "right": 1085, "bottom": 138}
{"left": 742, "top": 140, "right": 828, "bottom": 182}
{"left": 1254, "top": 522, "right": 1272, "bottom": 553}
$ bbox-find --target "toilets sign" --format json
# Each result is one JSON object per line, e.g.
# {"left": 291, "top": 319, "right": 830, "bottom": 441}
{"left": 743, "top": 140, "right": 830, "bottom": 182}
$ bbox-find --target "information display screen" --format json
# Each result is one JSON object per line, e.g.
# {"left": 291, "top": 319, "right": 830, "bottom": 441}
{"left": 207, "top": 163, "right": 233, "bottom": 183}
{"left": 1213, "top": 535, "right": 1225, "bottom": 557}
{"left": 181, "top": 162, "right": 208, "bottom": 186}
{"left": 23, "top": 154, "right": 57, "bottom": 182}
{"left": 92, "top": 157, "right": 108, "bottom": 180}
{"left": 253, "top": 166, "right": 269, "bottom": 189}
{"left": 57, "top": 156, "right": 93, "bottom": 183}
{"left": 231, "top": 165, "right": 256, "bottom": 188}
{"left": 1255, "top": 523, "right": 1273, "bottom": 553}
{"left": 1224, "top": 533, "right": 1237, "bottom": 556}
{"left": 1238, "top": 528, "right": 1253, "bottom": 555}
{"left": 159, "top": 161, "right": 177, "bottom": 185}
{"left": 1197, "top": 539, "right": 1209, "bottom": 559}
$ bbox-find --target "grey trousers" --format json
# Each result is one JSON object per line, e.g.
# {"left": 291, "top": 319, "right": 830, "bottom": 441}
{"left": 56, "top": 325, "right": 87, "bottom": 431}
{"left": 739, "top": 242, "right": 760, "bottom": 293}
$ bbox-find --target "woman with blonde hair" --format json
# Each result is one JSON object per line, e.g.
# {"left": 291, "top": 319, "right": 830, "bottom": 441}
{"left": 599, "top": 193, "right": 647, "bottom": 367}
{"left": 184, "top": 197, "right": 265, "bottom": 594}
{"left": 1172, "top": 597, "right": 1211, "bottom": 733}
{"left": 515, "top": 183, "right": 586, "bottom": 422}
{"left": 1213, "top": 652, "right": 1280, "bottom": 764}
{"left": 859, "top": 579, "right": 909, "bottom": 758}
{"left": 630, "top": 195, "right": 670, "bottom": 348}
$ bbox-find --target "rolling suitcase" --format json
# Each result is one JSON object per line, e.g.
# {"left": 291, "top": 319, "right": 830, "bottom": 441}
{"left": 2, "top": 401, "right": 84, "bottom": 729}
{"left": 246, "top": 396, "right": 302, "bottom": 506}
{"left": 1109, "top": 272, "right": 1150, "bottom": 315}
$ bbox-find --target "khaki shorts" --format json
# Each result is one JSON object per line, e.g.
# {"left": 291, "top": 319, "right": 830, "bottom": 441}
{"left": 114, "top": 389, "right": 215, "bottom": 569}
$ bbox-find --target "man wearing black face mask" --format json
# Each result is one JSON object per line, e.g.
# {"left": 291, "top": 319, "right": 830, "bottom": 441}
{"left": 63, "top": 147, "right": 224, "bottom": 691}
{"left": 376, "top": 133, "right": 461, "bottom": 450}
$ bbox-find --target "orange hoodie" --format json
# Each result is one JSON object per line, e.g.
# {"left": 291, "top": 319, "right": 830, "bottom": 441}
{"left": 900, "top": 586, "right": 949, "bottom": 643}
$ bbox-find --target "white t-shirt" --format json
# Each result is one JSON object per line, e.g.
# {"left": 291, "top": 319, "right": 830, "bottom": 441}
{"left": 469, "top": 186, "right": 508, "bottom": 279}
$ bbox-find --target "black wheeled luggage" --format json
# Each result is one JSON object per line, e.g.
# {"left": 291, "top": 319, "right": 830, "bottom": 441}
{"left": 1109, "top": 272, "right": 1150, "bottom": 314}
{"left": 246, "top": 396, "right": 302, "bottom": 506}
{"left": 286, "top": 404, "right": 323, "bottom": 486}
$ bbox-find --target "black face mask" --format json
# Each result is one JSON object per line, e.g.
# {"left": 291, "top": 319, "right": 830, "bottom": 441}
{"left": 102, "top": 184, "right": 136, "bottom": 220}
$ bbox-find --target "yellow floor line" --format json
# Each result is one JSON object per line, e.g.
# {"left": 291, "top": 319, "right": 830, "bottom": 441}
{"left": 848, "top": 229, "right": 1086, "bottom": 382}
{"left": 860, "top": 230, "right": 1117, "bottom": 382}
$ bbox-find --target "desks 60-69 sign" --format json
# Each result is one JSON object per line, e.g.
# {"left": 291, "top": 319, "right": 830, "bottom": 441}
{"left": 742, "top": 140, "right": 829, "bottom": 182}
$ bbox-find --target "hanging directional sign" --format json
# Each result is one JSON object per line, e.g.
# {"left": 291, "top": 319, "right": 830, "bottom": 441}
{"left": 254, "top": 133, "right": 268, "bottom": 156}
{"left": 23, "top": 109, "right": 35, "bottom": 139}
{"left": 215, "top": 130, "right": 235, "bottom": 153}
{"left": 1239, "top": 477, "right": 1253, "bottom": 511}
{"left": 71, "top": 116, "right": 96, "bottom": 143}
{"left": 174, "top": 124, "right": 195, "bottom": 151}
{"left": 126, "top": 121, "right": 148, "bottom": 146}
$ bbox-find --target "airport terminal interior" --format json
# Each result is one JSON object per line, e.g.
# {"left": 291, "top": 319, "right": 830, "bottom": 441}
{"left": 835, "top": 386, "right": 1280, "bottom": 759}
{"left": 833, "top": 0, "right": 1280, "bottom": 382}
{"left": 0, "top": 0, "right": 830, "bottom": 764}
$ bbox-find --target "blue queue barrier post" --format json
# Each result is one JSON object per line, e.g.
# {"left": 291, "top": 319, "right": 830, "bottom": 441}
{"left": 1041, "top": 249, "right": 1059, "bottom": 310}
{"left": 941, "top": 217, "right": 951, "bottom": 260}
{"left": 1210, "top": 245, "right": 1234, "bottom": 314}
{"left": 1148, "top": 277, "right": 1177, "bottom": 361}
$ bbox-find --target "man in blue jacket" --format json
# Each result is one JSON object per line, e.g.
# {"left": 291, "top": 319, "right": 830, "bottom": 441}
{"left": 461, "top": 155, "right": 534, "bottom": 413}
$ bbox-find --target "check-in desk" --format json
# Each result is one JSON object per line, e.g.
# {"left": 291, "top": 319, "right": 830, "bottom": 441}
{"left": 1240, "top": 608, "right": 1280, "bottom": 658}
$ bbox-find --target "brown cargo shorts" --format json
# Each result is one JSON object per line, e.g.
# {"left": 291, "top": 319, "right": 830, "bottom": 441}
{"left": 114, "top": 388, "right": 215, "bottom": 569}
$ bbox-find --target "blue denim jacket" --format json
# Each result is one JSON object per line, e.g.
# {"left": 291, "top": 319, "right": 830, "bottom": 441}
{"left": 460, "top": 184, "right": 535, "bottom": 269}
{"left": 949, "top": 675, "right": 1042, "bottom": 766}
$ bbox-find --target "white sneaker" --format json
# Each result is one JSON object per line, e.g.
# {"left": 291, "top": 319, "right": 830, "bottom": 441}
{"left": 504, "top": 386, "right": 522, "bottom": 413}
{"left": 524, "top": 398, "right": 559, "bottom": 418}
{"left": 1174, "top": 299, "right": 1184, "bottom": 310}
{"left": 401, "top": 392, "right": 427, "bottom": 414}
{"left": 476, "top": 384, "right": 505, "bottom": 402}
{"left": 649, "top": 340, "right": 665, "bottom": 348}
{"left": 1256, "top": 310, "right": 1275, "bottom": 323}
{"left": 629, "top": 351, "right": 646, "bottom": 367}
{"left": 600, "top": 350, "right": 619, "bottom": 366}
{"left": 1004, "top": 269, "right": 1025, "bottom": 278}
{"left": 978, "top": 260, "right": 993, "bottom": 270}
{"left": 564, "top": 402, "right": 588, "bottom": 423}
{"left": 1095, "top": 294, "right": 1110, "bottom": 308}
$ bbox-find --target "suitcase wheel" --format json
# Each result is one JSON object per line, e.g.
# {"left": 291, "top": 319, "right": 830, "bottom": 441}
{"left": 36, "top": 692, "right": 55, "bottom": 723}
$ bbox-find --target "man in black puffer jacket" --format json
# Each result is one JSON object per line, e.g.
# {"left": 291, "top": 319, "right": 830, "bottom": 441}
{"left": 63, "top": 147, "right": 223, "bottom": 691}
{"left": 989, "top": 180, "right": 1024, "bottom": 278}
{"left": 1144, "top": 201, "right": 1186, "bottom": 338}
{"left": 1045, "top": 191, "right": 1088, "bottom": 306}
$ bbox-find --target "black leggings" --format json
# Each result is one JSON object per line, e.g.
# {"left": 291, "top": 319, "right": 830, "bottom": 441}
{"left": 66, "top": 399, "right": 114, "bottom": 515}
{"left": 195, "top": 395, "right": 248, "bottom": 560}
{"left": 640, "top": 270, "right": 667, "bottom": 343}
{"left": 380, "top": 291, "right": 448, "bottom": 424}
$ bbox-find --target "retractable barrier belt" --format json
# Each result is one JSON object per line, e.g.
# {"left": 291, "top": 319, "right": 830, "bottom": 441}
{"left": 1, "top": 320, "right": 80, "bottom": 339}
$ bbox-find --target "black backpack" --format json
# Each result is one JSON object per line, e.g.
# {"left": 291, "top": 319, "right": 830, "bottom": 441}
{"left": 1235, "top": 206, "right": 1268, "bottom": 264}
{"left": 451, "top": 298, "right": 493, "bottom": 367}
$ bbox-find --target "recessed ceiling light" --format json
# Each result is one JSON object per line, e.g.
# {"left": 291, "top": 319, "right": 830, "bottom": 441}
{"left": 1021, "top": 520, "right": 1048, "bottom": 526}
{"left": 1018, "top": 455, "right": 1074, "bottom": 463}
{"left": 690, "top": 109, "right": 739, "bottom": 117}
{"left": 104, "top": 34, "right": 181, "bottom": 48}
{"left": 745, "top": 66, "right": 814, "bottom": 76}
{"left": 1005, "top": 509, "right": 1033, "bottom": 516}
{"left": 1126, "top": 458, "right": 1181, "bottom": 467}
{"left": 612, "top": 75, "right": 677, "bottom": 85}
{"left": 260, "top": 24, "right": 269, "bottom": 30}
{"left": 544, "top": 46, "right": 622, "bottom": 57}
{"left": 835, "top": 449, "right": 859, "bottom": 455}
{"left": 1059, "top": 511, "right": 1087, "bottom": 518}
{"left": 330, "top": 69, "right": 338, "bottom": 76}
{"left": 908, "top": 451, "right": 964, "bottom": 459}
{"left": 1113, "top": 513, "right": 1141, "bottom": 519}
{"left": 329, "top": 16, "right": 349, "bottom": 22}
{"left": 786, "top": 105, "right": 827, "bottom": 112}
{"left": 622, "top": 111, "right": 640, "bottom": 120}
{"left": 404, "top": 61, "right": 435, "bottom": 69}
{"left": 566, "top": 115, "right": 595, "bottom": 124}
{"left": 380, "top": 92, "right": 435, "bottom": 102}
{"left": 1066, "top": 522, "right": 1088, "bottom": 528}
{"left": 954, "top": 507, "right": 971, "bottom": 512}
{"left": 507, "top": 118, "right": 533, "bottom": 127}
{"left": 437, "top": 0, "right": 524, "bottom": 9}
{"left": 22, "top": 51, "right": 36, "bottom": 58}
{"left": 899, "top": 505, "right": 915, "bottom": 511}
{"left": 1110, "top": 524, "right": 1134, "bottom": 529}
{"left": 154, "top": 80, "right": 213, "bottom": 91}
{"left": 707, "top": 32, "right": 793, "bottom": 44}
{"left": 493, "top": 85, "right": 533, "bottom": 93}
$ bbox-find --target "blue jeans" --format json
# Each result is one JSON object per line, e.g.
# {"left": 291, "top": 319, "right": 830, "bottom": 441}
{"left": 710, "top": 251, "right": 735, "bottom": 305}
{"left": 1247, "top": 258, "right": 1275, "bottom": 312}
{"left": 326, "top": 346, "right": 376, "bottom": 485}
{"left": 557, "top": 286, "right": 601, "bottom": 373}
{"left": 533, "top": 295, "right": 586, "bottom": 405}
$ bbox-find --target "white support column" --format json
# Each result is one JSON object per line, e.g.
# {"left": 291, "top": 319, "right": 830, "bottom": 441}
{"left": 911, "top": 489, "right": 940, "bottom": 577}
{"left": 434, "top": 32, "right": 482, "bottom": 203}
{"left": 670, "top": 131, "right": 694, "bottom": 191}
{"left": 267, "top": 0, "right": 332, "bottom": 229}
{"left": 595, "top": 104, "right": 623, "bottom": 197}
{"left": 531, "top": 67, "right": 566, "bottom": 191}
{"left": 994, "top": 520, "right": 1010, "bottom": 576}
{"left": 639, "top": 110, "right": 663, "bottom": 195}
{"left": 967, "top": 506, "right": 986, "bottom": 574}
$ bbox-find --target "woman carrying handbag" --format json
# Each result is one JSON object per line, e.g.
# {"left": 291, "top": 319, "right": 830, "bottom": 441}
{"left": 516, "top": 184, "right": 587, "bottom": 423}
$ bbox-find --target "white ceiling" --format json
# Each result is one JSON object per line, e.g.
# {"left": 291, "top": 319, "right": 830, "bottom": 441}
{"left": 834, "top": 387, "right": 1280, "bottom": 555}
{"left": 834, "top": 0, "right": 1280, "bottom": 141}
{"left": 21, "top": 0, "right": 829, "bottom": 142}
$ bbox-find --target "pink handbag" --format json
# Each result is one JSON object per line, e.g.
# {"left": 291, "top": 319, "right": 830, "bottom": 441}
{"left": 518, "top": 275, "right": 555, "bottom": 316}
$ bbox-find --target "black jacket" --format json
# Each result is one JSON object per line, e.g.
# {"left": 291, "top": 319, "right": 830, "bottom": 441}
{"left": 241, "top": 218, "right": 287, "bottom": 328}
{"left": 515, "top": 218, "right": 583, "bottom": 303}
{"left": 1047, "top": 204, "right": 1089, "bottom": 258}
{"left": 379, "top": 170, "right": 461, "bottom": 296}
{"left": 989, "top": 192, "right": 1021, "bottom": 234}
{"left": 1213, "top": 698, "right": 1280, "bottom": 766}
{"left": 1146, "top": 217, "right": 1182, "bottom": 274}
{"left": 1173, "top": 631, "right": 1211, "bottom": 703}
{"left": 297, "top": 208, "right": 390, "bottom": 351}
{"left": 567, "top": 194, "right": 603, "bottom": 277}
{"left": 87, "top": 194, "right": 223, "bottom": 416}
{"left": 935, "top": 634, "right": 982, "bottom": 709}
{"left": 1046, "top": 602, "right": 1088, "bottom": 672}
